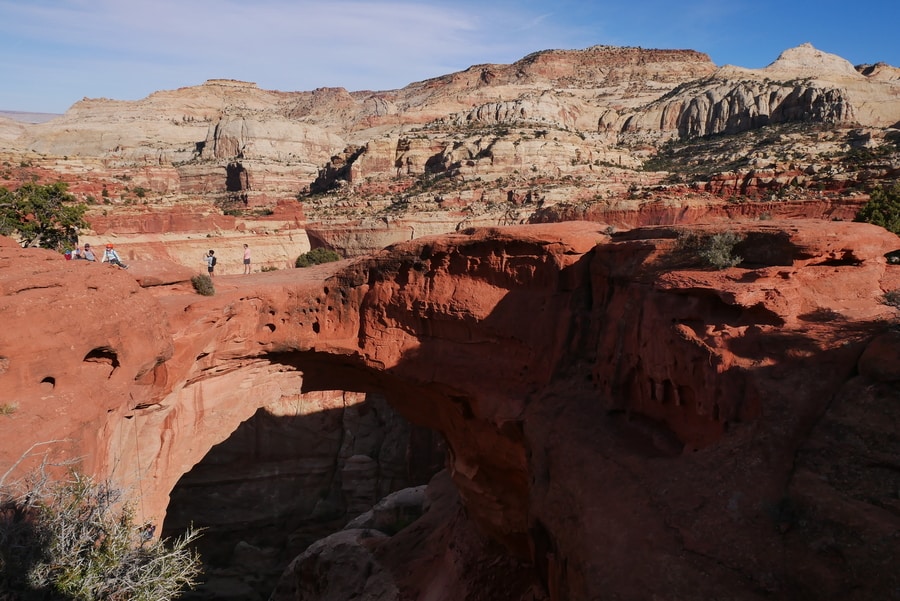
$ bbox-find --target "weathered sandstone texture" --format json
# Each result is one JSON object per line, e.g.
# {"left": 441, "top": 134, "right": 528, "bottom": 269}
{"left": 162, "top": 390, "right": 446, "bottom": 598}
{"left": 2, "top": 216, "right": 900, "bottom": 599}
{"left": 2, "top": 44, "right": 899, "bottom": 263}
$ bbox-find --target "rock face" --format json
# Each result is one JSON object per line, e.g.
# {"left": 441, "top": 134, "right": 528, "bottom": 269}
{"left": 162, "top": 390, "right": 446, "bottom": 598}
{"left": 616, "top": 43, "right": 881, "bottom": 139}
{"left": 271, "top": 470, "right": 546, "bottom": 601}
{"left": 2, "top": 216, "right": 900, "bottom": 599}
{"left": 2, "top": 44, "right": 899, "bottom": 264}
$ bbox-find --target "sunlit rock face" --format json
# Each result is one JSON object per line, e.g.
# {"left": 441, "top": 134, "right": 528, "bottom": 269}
{"left": 2, "top": 216, "right": 900, "bottom": 599}
{"left": 3, "top": 43, "right": 899, "bottom": 268}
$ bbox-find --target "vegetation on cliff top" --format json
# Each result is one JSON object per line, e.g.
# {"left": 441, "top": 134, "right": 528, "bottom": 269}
{"left": 856, "top": 183, "right": 900, "bottom": 235}
{"left": 676, "top": 230, "right": 745, "bottom": 270}
{"left": 0, "top": 471, "right": 202, "bottom": 600}
{"left": 296, "top": 247, "right": 341, "bottom": 268}
{"left": 0, "top": 182, "right": 88, "bottom": 252}
{"left": 190, "top": 274, "right": 215, "bottom": 296}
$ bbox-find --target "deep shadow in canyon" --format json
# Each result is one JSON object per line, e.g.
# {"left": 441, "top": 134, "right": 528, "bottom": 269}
{"left": 163, "top": 392, "right": 446, "bottom": 599}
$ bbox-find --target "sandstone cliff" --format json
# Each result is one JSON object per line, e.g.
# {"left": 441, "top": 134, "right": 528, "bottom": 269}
{"left": 2, "top": 216, "right": 900, "bottom": 599}
{"left": 1, "top": 44, "right": 898, "bottom": 264}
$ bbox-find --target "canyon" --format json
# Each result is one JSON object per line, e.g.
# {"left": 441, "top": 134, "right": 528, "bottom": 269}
{"left": 2, "top": 218, "right": 900, "bottom": 599}
{"left": 0, "top": 43, "right": 899, "bottom": 267}
{"left": 1, "top": 41, "right": 900, "bottom": 600}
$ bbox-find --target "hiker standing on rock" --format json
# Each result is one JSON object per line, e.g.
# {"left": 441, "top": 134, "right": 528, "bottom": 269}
{"left": 205, "top": 249, "right": 216, "bottom": 277}
{"left": 242, "top": 244, "right": 251, "bottom": 274}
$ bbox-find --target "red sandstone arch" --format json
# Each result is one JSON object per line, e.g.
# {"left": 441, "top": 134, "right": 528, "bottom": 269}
{"left": 4, "top": 219, "right": 900, "bottom": 599}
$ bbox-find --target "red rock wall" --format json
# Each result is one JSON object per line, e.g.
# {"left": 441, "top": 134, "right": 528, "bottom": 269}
{"left": 3, "top": 218, "right": 900, "bottom": 600}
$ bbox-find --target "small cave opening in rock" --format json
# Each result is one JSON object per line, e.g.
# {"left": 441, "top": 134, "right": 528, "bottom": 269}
{"left": 83, "top": 346, "right": 120, "bottom": 378}
{"left": 162, "top": 390, "right": 446, "bottom": 599}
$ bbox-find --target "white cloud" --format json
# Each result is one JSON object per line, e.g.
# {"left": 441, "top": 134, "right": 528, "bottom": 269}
{"left": 2, "top": 0, "right": 529, "bottom": 109}
{"left": 2, "top": 0, "right": 898, "bottom": 112}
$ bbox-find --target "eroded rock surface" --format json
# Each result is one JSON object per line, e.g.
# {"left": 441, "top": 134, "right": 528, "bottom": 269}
{"left": 2, "top": 218, "right": 900, "bottom": 599}
{"left": 163, "top": 390, "right": 445, "bottom": 599}
{"left": 2, "top": 44, "right": 899, "bottom": 263}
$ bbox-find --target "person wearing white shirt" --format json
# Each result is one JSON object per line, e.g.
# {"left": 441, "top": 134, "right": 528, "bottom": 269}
{"left": 102, "top": 244, "right": 128, "bottom": 269}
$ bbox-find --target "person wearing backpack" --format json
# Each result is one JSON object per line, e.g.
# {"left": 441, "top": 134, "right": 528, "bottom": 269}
{"left": 205, "top": 249, "right": 217, "bottom": 276}
{"left": 102, "top": 243, "right": 128, "bottom": 269}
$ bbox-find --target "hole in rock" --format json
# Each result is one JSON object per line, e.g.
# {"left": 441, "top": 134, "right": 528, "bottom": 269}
{"left": 83, "top": 346, "right": 120, "bottom": 377}
{"left": 886, "top": 249, "right": 900, "bottom": 264}
{"left": 162, "top": 390, "right": 446, "bottom": 599}
{"left": 40, "top": 376, "right": 55, "bottom": 391}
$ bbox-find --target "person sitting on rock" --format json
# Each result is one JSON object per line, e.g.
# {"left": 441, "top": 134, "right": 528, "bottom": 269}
{"left": 102, "top": 243, "right": 128, "bottom": 268}
{"left": 80, "top": 243, "right": 97, "bottom": 262}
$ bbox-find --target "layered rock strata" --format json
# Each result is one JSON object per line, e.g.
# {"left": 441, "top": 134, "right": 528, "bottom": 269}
{"left": 2, "top": 217, "right": 900, "bottom": 599}
{"left": 2, "top": 44, "right": 898, "bottom": 266}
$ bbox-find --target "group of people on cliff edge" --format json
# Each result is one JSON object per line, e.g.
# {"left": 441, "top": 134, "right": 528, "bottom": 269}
{"left": 66, "top": 243, "right": 128, "bottom": 268}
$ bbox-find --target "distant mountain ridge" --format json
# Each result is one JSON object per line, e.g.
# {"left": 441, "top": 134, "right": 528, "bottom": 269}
{"left": 0, "top": 110, "right": 61, "bottom": 124}
{"left": 0, "top": 43, "right": 898, "bottom": 262}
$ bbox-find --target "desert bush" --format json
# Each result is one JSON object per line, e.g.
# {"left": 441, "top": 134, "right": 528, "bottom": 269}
{"left": 295, "top": 248, "right": 341, "bottom": 268}
{"left": 700, "top": 231, "right": 744, "bottom": 269}
{"left": 677, "top": 230, "right": 743, "bottom": 269}
{"left": 260, "top": 265, "right": 278, "bottom": 272}
{"left": 881, "top": 289, "right": 900, "bottom": 309}
{"left": 190, "top": 274, "right": 215, "bottom": 296}
{"left": 0, "top": 472, "right": 202, "bottom": 600}
{"left": 0, "top": 403, "right": 17, "bottom": 416}
{"left": 855, "top": 183, "right": 900, "bottom": 234}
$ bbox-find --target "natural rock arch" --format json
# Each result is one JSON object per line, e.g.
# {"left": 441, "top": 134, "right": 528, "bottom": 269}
{"left": 4, "top": 219, "right": 900, "bottom": 599}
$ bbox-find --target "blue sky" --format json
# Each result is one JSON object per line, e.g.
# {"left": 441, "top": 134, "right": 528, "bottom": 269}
{"left": 1, "top": 0, "right": 898, "bottom": 114}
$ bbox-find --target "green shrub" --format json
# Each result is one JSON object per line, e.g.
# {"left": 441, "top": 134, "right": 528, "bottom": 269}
{"left": 0, "top": 472, "right": 202, "bottom": 600}
{"left": 678, "top": 230, "right": 743, "bottom": 269}
{"left": 0, "top": 182, "right": 87, "bottom": 251}
{"left": 856, "top": 184, "right": 900, "bottom": 234}
{"left": 700, "top": 231, "right": 744, "bottom": 269}
{"left": 295, "top": 248, "right": 341, "bottom": 268}
{"left": 0, "top": 403, "right": 17, "bottom": 416}
{"left": 190, "top": 274, "right": 215, "bottom": 296}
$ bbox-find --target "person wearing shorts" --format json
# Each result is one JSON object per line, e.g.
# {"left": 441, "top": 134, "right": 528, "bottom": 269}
{"left": 205, "top": 249, "right": 216, "bottom": 276}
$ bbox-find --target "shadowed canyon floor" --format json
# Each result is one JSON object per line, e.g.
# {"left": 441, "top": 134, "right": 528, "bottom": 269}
{"left": 3, "top": 218, "right": 900, "bottom": 599}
